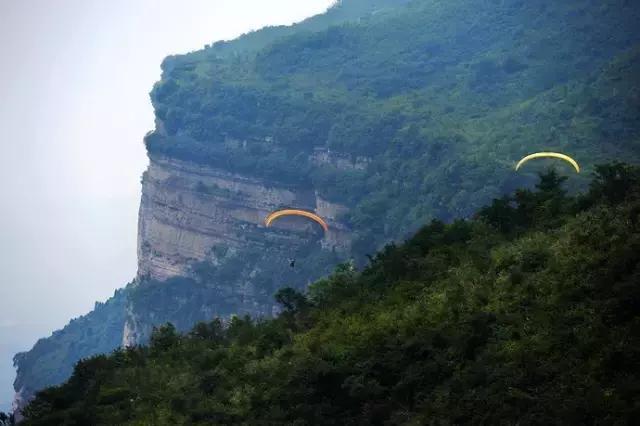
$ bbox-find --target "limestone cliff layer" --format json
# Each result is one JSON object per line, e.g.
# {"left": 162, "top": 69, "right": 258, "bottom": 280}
{"left": 137, "top": 154, "right": 352, "bottom": 282}
{"left": 121, "top": 152, "right": 353, "bottom": 346}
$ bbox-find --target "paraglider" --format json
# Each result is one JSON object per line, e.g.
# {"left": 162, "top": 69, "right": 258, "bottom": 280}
{"left": 264, "top": 209, "right": 329, "bottom": 233}
{"left": 515, "top": 152, "right": 580, "bottom": 173}
{"left": 264, "top": 209, "right": 327, "bottom": 269}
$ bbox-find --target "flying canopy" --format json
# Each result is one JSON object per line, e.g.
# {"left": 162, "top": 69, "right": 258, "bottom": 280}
{"left": 264, "top": 209, "right": 329, "bottom": 233}
{"left": 515, "top": 152, "right": 580, "bottom": 173}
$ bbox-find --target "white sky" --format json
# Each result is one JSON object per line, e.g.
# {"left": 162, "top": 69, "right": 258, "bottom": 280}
{"left": 0, "top": 0, "right": 334, "bottom": 410}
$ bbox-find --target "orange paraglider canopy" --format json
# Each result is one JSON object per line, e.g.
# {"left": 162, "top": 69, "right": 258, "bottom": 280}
{"left": 264, "top": 209, "right": 329, "bottom": 233}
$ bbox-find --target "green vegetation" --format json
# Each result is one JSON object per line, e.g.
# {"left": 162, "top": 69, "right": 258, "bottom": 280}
{"left": 147, "top": 0, "right": 640, "bottom": 249}
{"left": 21, "top": 165, "right": 640, "bottom": 425}
{"left": 125, "top": 240, "right": 341, "bottom": 343}
{"left": 13, "top": 0, "right": 640, "bottom": 411}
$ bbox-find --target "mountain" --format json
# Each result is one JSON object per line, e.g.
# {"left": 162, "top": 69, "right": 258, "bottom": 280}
{"left": 19, "top": 165, "right": 640, "bottom": 424}
{"left": 12, "top": 0, "right": 640, "bottom": 414}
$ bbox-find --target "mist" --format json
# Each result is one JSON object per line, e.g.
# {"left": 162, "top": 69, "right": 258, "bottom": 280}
{"left": 0, "top": 0, "right": 334, "bottom": 411}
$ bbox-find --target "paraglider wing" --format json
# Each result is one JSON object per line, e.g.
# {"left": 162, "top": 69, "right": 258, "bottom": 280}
{"left": 264, "top": 209, "right": 329, "bottom": 233}
{"left": 515, "top": 152, "right": 580, "bottom": 173}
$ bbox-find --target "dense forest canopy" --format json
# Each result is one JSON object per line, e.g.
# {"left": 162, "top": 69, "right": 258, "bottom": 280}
{"left": 19, "top": 164, "right": 640, "bottom": 424}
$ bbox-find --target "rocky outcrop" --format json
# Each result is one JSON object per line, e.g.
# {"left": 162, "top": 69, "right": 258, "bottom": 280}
{"left": 11, "top": 387, "right": 26, "bottom": 422}
{"left": 315, "top": 192, "right": 351, "bottom": 251}
{"left": 310, "top": 147, "right": 371, "bottom": 171}
{"left": 138, "top": 158, "right": 349, "bottom": 280}
{"left": 137, "top": 154, "right": 352, "bottom": 282}
{"left": 121, "top": 297, "right": 143, "bottom": 347}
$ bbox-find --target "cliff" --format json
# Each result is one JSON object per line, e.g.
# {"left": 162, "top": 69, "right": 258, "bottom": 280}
{"left": 137, "top": 154, "right": 350, "bottom": 282}
{"left": 122, "top": 152, "right": 351, "bottom": 345}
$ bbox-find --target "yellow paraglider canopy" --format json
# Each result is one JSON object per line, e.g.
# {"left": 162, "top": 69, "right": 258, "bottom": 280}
{"left": 264, "top": 209, "right": 329, "bottom": 233}
{"left": 515, "top": 152, "right": 580, "bottom": 173}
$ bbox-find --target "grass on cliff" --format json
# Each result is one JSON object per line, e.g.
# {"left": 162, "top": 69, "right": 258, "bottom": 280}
{"left": 20, "top": 163, "right": 640, "bottom": 425}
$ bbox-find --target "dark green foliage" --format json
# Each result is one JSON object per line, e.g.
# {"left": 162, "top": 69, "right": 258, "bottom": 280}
{"left": 274, "top": 287, "right": 310, "bottom": 314}
{"left": 478, "top": 168, "right": 572, "bottom": 234}
{"left": 585, "top": 162, "right": 640, "bottom": 205}
{"left": 22, "top": 166, "right": 640, "bottom": 425}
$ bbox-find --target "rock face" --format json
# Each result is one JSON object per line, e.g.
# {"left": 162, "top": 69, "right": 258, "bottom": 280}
{"left": 137, "top": 154, "right": 351, "bottom": 282}
{"left": 11, "top": 387, "right": 26, "bottom": 422}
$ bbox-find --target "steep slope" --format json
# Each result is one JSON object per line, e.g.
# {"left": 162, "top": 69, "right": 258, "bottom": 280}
{"left": 12, "top": 0, "right": 640, "bottom": 414}
{"left": 20, "top": 165, "right": 640, "bottom": 425}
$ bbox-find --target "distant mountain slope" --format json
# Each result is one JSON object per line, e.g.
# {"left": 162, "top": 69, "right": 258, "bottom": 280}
{"left": 20, "top": 164, "right": 640, "bottom": 425}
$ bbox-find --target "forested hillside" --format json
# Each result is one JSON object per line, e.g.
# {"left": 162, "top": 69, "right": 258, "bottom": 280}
{"left": 148, "top": 0, "right": 640, "bottom": 250}
{"left": 20, "top": 164, "right": 640, "bottom": 425}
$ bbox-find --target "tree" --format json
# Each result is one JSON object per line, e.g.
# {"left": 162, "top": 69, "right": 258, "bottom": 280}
{"left": 535, "top": 168, "right": 567, "bottom": 195}
{"left": 587, "top": 162, "right": 640, "bottom": 204}
{"left": 0, "top": 412, "right": 15, "bottom": 425}
{"left": 477, "top": 196, "right": 517, "bottom": 233}
{"left": 189, "top": 318, "right": 225, "bottom": 342}
{"left": 275, "top": 287, "right": 310, "bottom": 314}
{"left": 149, "top": 323, "right": 180, "bottom": 352}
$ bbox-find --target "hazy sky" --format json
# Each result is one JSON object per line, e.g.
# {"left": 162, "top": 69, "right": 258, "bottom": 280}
{"left": 0, "top": 0, "right": 334, "bottom": 411}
